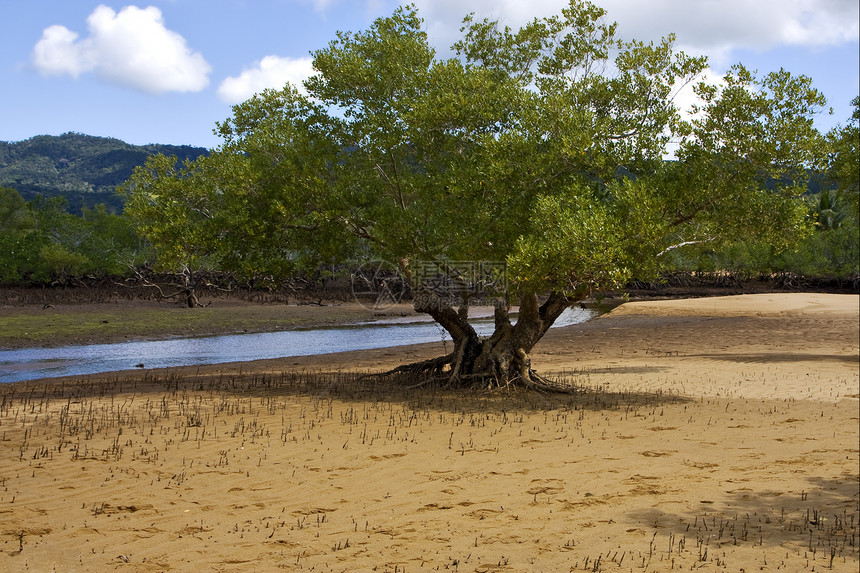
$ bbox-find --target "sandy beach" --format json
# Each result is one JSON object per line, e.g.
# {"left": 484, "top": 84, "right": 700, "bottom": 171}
{"left": 0, "top": 292, "right": 857, "bottom": 572}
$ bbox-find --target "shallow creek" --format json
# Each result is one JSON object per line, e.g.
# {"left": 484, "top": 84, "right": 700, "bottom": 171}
{"left": 0, "top": 307, "right": 594, "bottom": 384}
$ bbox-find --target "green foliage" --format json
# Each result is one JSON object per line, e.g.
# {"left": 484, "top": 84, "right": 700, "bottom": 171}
{"left": 79, "top": 204, "right": 150, "bottom": 275}
{"left": 786, "top": 222, "right": 859, "bottom": 279}
{"left": 668, "top": 194, "right": 859, "bottom": 283}
{"left": 508, "top": 191, "right": 632, "bottom": 297}
{"left": 810, "top": 189, "right": 848, "bottom": 230}
{"left": 215, "top": 86, "right": 353, "bottom": 274}
{"left": 37, "top": 242, "right": 91, "bottom": 282}
{"left": 0, "top": 186, "right": 35, "bottom": 235}
{"left": 0, "top": 230, "right": 49, "bottom": 284}
{"left": 123, "top": 0, "right": 835, "bottom": 306}
{"left": 826, "top": 96, "right": 860, "bottom": 220}
{"left": 0, "top": 191, "right": 146, "bottom": 285}
{"left": 676, "top": 219, "right": 859, "bottom": 283}
{"left": 121, "top": 154, "right": 219, "bottom": 275}
{"left": 669, "top": 64, "right": 826, "bottom": 259}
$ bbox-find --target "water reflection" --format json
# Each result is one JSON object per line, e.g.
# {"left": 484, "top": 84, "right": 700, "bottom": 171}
{"left": 0, "top": 307, "right": 593, "bottom": 384}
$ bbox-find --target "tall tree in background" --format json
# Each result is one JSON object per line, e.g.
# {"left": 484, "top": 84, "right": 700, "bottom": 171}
{"left": 124, "top": 1, "right": 827, "bottom": 389}
{"left": 122, "top": 154, "right": 225, "bottom": 306}
{"left": 0, "top": 186, "right": 34, "bottom": 235}
{"left": 827, "top": 96, "right": 859, "bottom": 218}
{"left": 0, "top": 187, "right": 145, "bottom": 284}
{"left": 0, "top": 186, "right": 40, "bottom": 283}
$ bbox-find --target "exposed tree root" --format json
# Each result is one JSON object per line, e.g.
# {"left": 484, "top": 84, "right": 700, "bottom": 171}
{"left": 360, "top": 291, "right": 586, "bottom": 394}
{"left": 521, "top": 370, "right": 583, "bottom": 394}
{"left": 357, "top": 354, "right": 453, "bottom": 388}
{"left": 361, "top": 354, "right": 582, "bottom": 394}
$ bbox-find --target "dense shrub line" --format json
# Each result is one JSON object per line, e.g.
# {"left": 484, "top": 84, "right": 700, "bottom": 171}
{"left": 1, "top": 177, "right": 857, "bottom": 304}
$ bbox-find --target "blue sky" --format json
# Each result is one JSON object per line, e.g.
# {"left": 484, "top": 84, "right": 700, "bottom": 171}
{"left": 2, "top": 0, "right": 857, "bottom": 149}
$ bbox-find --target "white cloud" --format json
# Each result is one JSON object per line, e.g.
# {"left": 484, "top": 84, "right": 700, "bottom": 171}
{"left": 307, "top": 0, "right": 337, "bottom": 12}
{"left": 217, "top": 56, "right": 315, "bottom": 104}
{"left": 672, "top": 68, "right": 726, "bottom": 121}
{"left": 32, "top": 5, "right": 211, "bottom": 94}
{"left": 413, "top": 0, "right": 562, "bottom": 54}
{"left": 599, "top": 0, "right": 859, "bottom": 67}
{"left": 412, "top": 0, "right": 859, "bottom": 66}
{"left": 31, "top": 25, "right": 92, "bottom": 78}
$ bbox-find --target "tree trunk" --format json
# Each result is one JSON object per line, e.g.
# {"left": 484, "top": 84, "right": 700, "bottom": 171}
{"left": 184, "top": 288, "right": 199, "bottom": 308}
{"left": 404, "top": 290, "right": 573, "bottom": 390}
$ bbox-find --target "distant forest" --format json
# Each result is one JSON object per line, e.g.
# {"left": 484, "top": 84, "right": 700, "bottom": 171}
{"left": 0, "top": 132, "right": 838, "bottom": 217}
{"left": 0, "top": 133, "right": 209, "bottom": 214}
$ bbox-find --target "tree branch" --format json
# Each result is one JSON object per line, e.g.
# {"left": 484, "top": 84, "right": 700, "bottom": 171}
{"left": 656, "top": 238, "right": 713, "bottom": 257}
{"left": 413, "top": 291, "right": 477, "bottom": 344}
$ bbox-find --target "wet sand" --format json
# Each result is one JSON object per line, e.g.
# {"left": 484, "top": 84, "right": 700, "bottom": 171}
{"left": 0, "top": 293, "right": 857, "bottom": 572}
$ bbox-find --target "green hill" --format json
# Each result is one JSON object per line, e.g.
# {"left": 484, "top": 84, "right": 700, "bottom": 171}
{"left": 0, "top": 132, "right": 209, "bottom": 213}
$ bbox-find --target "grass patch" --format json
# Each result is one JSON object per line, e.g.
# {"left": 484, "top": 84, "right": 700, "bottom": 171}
{"left": 0, "top": 302, "right": 415, "bottom": 349}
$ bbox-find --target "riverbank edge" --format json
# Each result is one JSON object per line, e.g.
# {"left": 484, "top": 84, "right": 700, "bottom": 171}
{"left": 2, "top": 285, "right": 855, "bottom": 351}
{"left": 0, "top": 297, "right": 618, "bottom": 351}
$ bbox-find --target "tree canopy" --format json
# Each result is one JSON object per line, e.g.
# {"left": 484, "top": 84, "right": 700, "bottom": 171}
{"left": 827, "top": 96, "right": 859, "bottom": 216}
{"left": 123, "top": 1, "right": 830, "bottom": 390}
